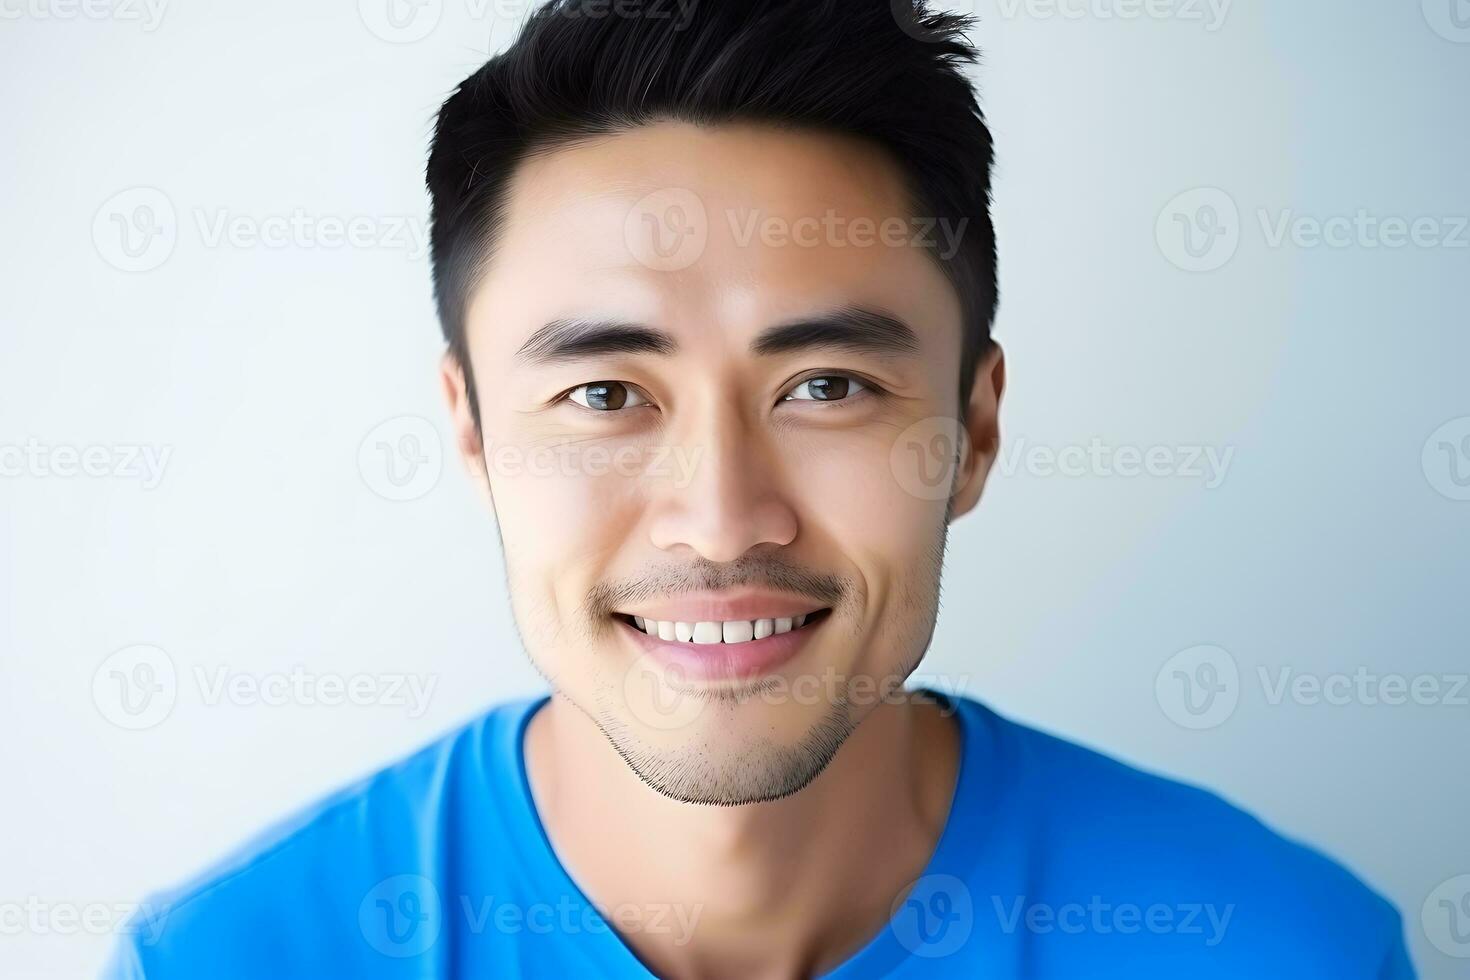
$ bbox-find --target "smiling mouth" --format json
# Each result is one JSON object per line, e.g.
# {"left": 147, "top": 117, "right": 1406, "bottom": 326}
{"left": 617, "top": 609, "right": 831, "bottom": 644}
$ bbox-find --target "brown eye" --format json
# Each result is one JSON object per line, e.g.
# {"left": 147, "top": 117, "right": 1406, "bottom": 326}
{"left": 568, "top": 381, "right": 648, "bottom": 411}
{"left": 784, "top": 375, "right": 866, "bottom": 402}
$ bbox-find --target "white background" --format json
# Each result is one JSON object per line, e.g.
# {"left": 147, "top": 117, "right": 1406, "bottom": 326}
{"left": 2, "top": 0, "right": 1467, "bottom": 976}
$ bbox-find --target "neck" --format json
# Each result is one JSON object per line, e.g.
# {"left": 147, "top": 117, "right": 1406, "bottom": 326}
{"left": 523, "top": 690, "right": 962, "bottom": 980}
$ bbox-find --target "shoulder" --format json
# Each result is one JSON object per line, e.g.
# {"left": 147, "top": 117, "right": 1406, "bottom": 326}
{"left": 947, "top": 695, "right": 1413, "bottom": 976}
{"left": 105, "top": 697, "right": 542, "bottom": 978}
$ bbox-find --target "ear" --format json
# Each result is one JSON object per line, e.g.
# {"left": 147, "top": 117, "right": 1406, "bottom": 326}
{"left": 439, "top": 352, "right": 491, "bottom": 502}
{"left": 948, "top": 342, "right": 1005, "bottom": 521}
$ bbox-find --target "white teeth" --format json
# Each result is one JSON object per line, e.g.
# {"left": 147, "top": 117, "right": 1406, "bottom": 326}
{"left": 723, "top": 620, "right": 754, "bottom": 643}
{"left": 629, "top": 614, "right": 819, "bottom": 643}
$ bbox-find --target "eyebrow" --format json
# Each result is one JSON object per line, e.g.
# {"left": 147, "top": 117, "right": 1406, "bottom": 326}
{"left": 515, "top": 317, "right": 677, "bottom": 363}
{"left": 750, "top": 307, "right": 920, "bottom": 358}
{"left": 514, "top": 306, "right": 920, "bottom": 364}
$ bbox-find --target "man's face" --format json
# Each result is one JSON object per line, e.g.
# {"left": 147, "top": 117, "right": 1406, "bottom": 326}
{"left": 446, "top": 121, "right": 999, "bottom": 805}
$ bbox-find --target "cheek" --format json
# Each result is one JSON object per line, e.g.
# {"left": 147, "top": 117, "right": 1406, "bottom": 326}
{"left": 786, "top": 427, "right": 948, "bottom": 557}
{"left": 784, "top": 429, "right": 948, "bottom": 647}
{"left": 486, "top": 452, "right": 651, "bottom": 621}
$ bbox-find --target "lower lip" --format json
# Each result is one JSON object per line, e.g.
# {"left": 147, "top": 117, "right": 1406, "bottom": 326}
{"left": 618, "top": 617, "right": 820, "bottom": 683}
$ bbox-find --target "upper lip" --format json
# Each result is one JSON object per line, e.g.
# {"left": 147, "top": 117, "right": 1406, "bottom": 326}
{"left": 615, "top": 589, "right": 829, "bottom": 623}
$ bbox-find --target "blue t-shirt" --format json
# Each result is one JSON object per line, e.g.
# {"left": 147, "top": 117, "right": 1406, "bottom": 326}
{"left": 104, "top": 691, "right": 1414, "bottom": 978}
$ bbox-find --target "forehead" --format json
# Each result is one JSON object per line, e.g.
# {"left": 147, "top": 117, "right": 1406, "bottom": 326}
{"left": 464, "top": 120, "right": 961, "bottom": 358}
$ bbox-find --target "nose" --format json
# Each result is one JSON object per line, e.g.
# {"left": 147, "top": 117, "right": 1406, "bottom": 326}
{"left": 646, "top": 411, "right": 798, "bottom": 563}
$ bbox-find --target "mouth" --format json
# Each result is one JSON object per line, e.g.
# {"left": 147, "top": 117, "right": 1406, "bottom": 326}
{"left": 613, "top": 605, "right": 832, "bottom": 684}
{"left": 616, "top": 609, "right": 831, "bottom": 645}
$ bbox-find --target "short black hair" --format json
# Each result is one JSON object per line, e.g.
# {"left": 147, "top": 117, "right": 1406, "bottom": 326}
{"left": 426, "top": 0, "right": 997, "bottom": 425}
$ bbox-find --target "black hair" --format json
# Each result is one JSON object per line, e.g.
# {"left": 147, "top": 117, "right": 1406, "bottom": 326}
{"left": 426, "top": 0, "right": 997, "bottom": 428}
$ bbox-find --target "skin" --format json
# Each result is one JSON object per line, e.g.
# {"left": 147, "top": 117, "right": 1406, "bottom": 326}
{"left": 441, "top": 120, "right": 1005, "bottom": 979}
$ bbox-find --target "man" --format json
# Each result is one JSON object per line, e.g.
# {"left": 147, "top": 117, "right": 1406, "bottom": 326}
{"left": 106, "top": 1, "right": 1413, "bottom": 976}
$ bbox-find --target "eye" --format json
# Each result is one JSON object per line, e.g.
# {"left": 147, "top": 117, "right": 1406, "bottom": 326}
{"left": 783, "top": 374, "right": 868, "bottom": 402}
{"left": 566, "top": 381, "right": 649, "bottom": 412}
